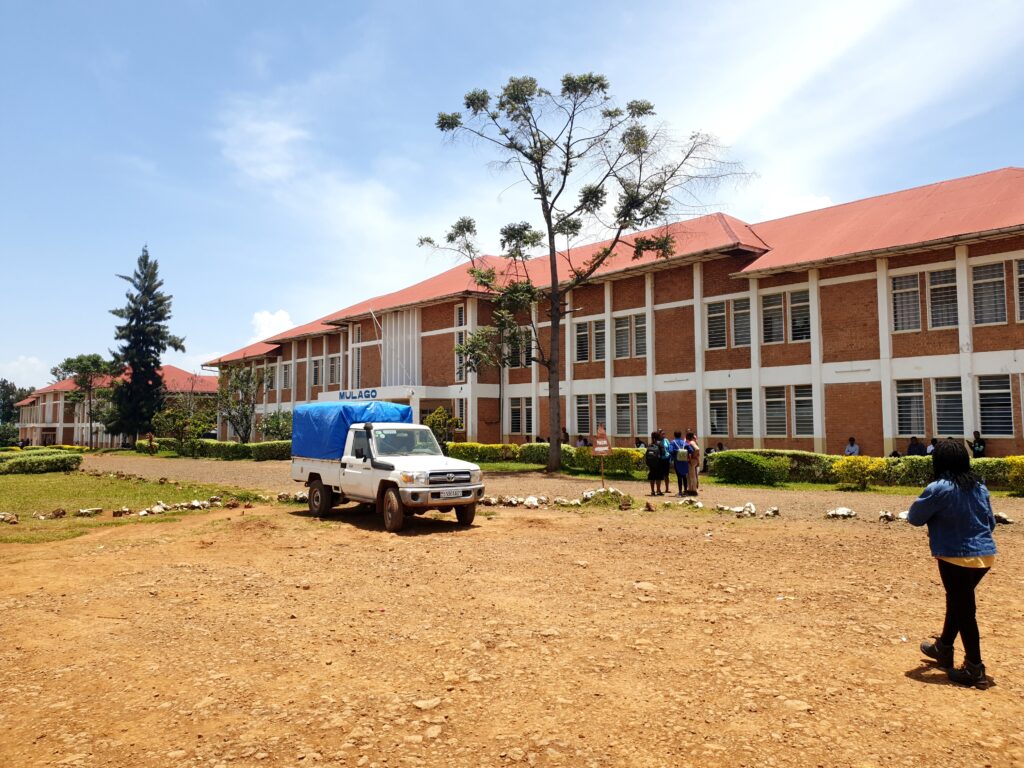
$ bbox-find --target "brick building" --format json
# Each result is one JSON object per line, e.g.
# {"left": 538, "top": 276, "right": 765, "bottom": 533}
{"left": 16, "top": 365, "right": 217, "bottom": 447}
{"left": 205, "top": 168, "right": 1024, "bottom": 456}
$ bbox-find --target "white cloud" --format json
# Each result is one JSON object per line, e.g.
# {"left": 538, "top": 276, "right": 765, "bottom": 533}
{"left": 216, "top": 99, "right": 310, "bottom": 182}
{"left": 249, "top": 309, "right": 295, "bottom": 342}
{"left": 0, "top": 355, "right": 51, "bottom": 389}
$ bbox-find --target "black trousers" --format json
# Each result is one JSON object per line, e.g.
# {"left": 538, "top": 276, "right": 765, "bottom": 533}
{"left": 937, "top": 559, "right": 989, "bottom": 664}
{"left": 675, "top": 464, "right": 688, "bottom": 494}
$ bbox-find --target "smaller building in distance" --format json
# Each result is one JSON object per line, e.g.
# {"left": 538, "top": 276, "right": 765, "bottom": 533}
{"left": 15, "top": 365, "right": 217, "bottom": 447}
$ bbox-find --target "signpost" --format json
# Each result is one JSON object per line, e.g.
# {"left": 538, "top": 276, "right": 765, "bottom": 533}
{"left": 593, "top": 423, "right": 611, "bottom": 488}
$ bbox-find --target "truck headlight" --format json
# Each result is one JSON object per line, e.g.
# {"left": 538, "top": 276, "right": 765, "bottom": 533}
{"left": 399, "top": 471, "right": 428, "bottom": 485}
{"left": 470, "top": 469, "right": 482, "bottom": 484}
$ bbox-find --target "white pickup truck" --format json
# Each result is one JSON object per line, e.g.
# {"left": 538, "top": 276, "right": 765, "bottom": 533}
{"left": 290, "top": 402, "right": 485, "bottom": 532}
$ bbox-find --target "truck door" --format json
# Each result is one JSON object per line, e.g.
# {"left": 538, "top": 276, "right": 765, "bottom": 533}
{"left": 341, "top": 429, "right": 375, "bottom": 501}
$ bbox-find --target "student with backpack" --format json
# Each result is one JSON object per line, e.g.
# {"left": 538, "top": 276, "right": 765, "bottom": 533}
{"left": 670, "top": 431, "right": 692, "bottom": 496}
{"left": 645, "top": 431, "right": 665, "bottom": 496}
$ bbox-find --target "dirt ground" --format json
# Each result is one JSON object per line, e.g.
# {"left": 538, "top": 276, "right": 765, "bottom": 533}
{"left": 1, "top": 458, "right": 1023, "bottom": 767}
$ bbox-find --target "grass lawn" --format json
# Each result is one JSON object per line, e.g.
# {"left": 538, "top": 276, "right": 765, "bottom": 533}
{"left": 0, "top": 473, "right": 267, "bottom": 545}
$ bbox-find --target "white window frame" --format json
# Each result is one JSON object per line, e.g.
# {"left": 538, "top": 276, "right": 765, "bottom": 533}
{"left": 328, "top": 355, "right": 340, "bottom": 386}
{"left": 456, "top": 398, "right": 466, "bottom": 426}
{"left": 895, "top": 379, "right": 925, "bottom": 437}
{"left": 933, "top": 377, "right": 963, "bottom": 436}
{"left": 788, "top": 290, "right": 810, "bottom": 342}
{"left": 510, "top": 397, "right": 524, "bottom": 435}
{"left": 614, "top": 317, "right": 630, "bottom": 359}
{"left": 575, "top": 322, "right": 590, "bottom": 363}
{"left": 311, "top": 359, "right": 321, "bottom": 387}
{"left": 761, "top": 294, "right": 785, "bottom": 344}
{"left": 634, "top": 393, "right": 648, "bottom": 436}
{"left": 708, "top": 389, "right": 729, "bottom": 437}
{"left": 977, "top": 374, "right": 1013, "bottom": 436}
{"left": 613, "top": 314, "right": 646, "bottom": 358}
{"left": 594, "top": 393, "right": 607, "bottom": 432}
{"left": 592, "top": 319, "right": 606, "bottom": 362}
{"left": 614, "top": 393, "right": 631, "bottom": 436}
{"left": 732, "top": 298, "right": 751, "bottom": 347}
{"left": 281, "top": 363, "right": 292, "bottom": 390}
{"left": 575, "top": 394, "right": 591, "bottom": 436}
{"left": 352, "top": 349, "right": 361, "bottom": 389}
{"left": 793, "top": 385, "right": 814, "bottom": 437}
{"left": 927, "top": 269, "right": 959, "bottom": 329}
{"left": 454, "top": 329, "right": 466, "bottom": 382}
{"left": 764, "top": 386, "right": 787, "bottom": 436}
{"left": 706, "top": 301, "right": 727, "bottom": 349}
{"left": 266, "top": 364, "right": 277, "bottom": 391}
{"left": 734, "top": 388, "right": 752, "bottom": 436}
{"left": 1016, "top": 260, "right": 1024, "bottom": 322}
{"left": 454, "top": 304, "right": 466, "bottom": 327}
{"left": 972, "top": 263, "right": 1007, "bottom": 327}
{"left": 891, "top": 274, "right": 921, "bottom": 333}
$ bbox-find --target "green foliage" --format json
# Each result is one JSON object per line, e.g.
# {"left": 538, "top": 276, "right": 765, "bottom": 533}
{"left": 0, "top": 452, "right": 83, "bottom": 475}
{"left": 106, "top": 246, "right": 185, "bottom": 438}
{"left": 423, "top": 407, "right": 463, "bottom": 447}
{"left": 834, "top": 456, "right": 889, "bottom": 490}
{"left": 194, "top": 440, "right": 252, "bottom": 460}
{"left": 260, "top": 410, "right": 293, "bottom": 441}
{"left": 152, "top": 392, "right": 216, "bottom": 457}
{"left": 708, "top": 449, "right": 840, "bottom": 483}
{"left": 249, "top": 440, "right": 291, "bottom": 461}
{"left": 973, "top": 457, "right": 1009, "bottom": 489}
{"left": 0, "top": 423, "right": 18, "bottom": 447}
{"left": 0, "top": 378, "right": 34, "bottom": 426}
{"left": 517, "top": 442, "right": 550, "bottom": 464}
{"left": 445, "top": 442, "right": 518, "bottom": 462}
{"left": 1005, "top": 456, "right": 1024, "bottom": 495}
{"left": 879, "top": 455, "right": 934, "bottom": 487}
{"left": 50, "top": 354, "right": 119, "bottom": 449}
{"left": 217, "top": 367, "right": 263, "bottom": 444}
{"left": 712, "top": 452, "right": 789, "bottom": 486}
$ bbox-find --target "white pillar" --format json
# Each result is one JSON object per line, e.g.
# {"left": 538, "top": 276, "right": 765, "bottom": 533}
{"left": 564, "top": 288, "right": 574, "bottom": 439}
{"left": 808, "top": 268, "right": 826, "bottom": 453}
{"left": 955, "top": 245, "right": 976, "bottom": 436}
{"left": 644, "top": 273, "right": 656, "bottom": 432}
{"left": 876, "top": 257, "right": 895, "bottom": 455}
{"left": 466, "top": 298, "right": 478, "bottom": 441}
{"left": 749, "top": 277, "right": 763, "bottom": 448}
{"left": 603, "top": 282, "right": 614, "bottom": 437}
{"left": 693, "top": 262, "right": 706, "bottom": 439}
{"left": 530, "top": 303, "right": 540, "bottom": 439}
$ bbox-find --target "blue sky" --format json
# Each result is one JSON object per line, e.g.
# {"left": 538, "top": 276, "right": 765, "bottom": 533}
{"left": 2, "top": 0, "right": 1023, "bottom": 389}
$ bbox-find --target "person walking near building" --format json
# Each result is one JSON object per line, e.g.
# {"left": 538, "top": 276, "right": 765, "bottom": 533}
{"left": 845, "top": 437, "right": 861, "bottom": 456}
{"left": 908, "top": 440, "right": 998, "bottom": 688}
{"left": 670, "top": 431, "right": 691, "bottom": 496}
{"left": 967, "top": 431, "right": 986, "bottom": 459}
{"left": 645, "top": 431, "right": 666, "bottom": 496}
{"left": 657, "top": 429, "right": 672, "bottom": 494}
{"left": 685, "top": 431, "right": 701, "bottom": 495}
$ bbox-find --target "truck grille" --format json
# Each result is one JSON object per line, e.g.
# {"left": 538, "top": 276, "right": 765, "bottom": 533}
{"left": 429, "top": 470, "right": 472, "bottom": 485}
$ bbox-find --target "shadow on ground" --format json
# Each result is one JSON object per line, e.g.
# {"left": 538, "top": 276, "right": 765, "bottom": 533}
{"left": 288, "top": 504, "right": 474, "bottom": 535}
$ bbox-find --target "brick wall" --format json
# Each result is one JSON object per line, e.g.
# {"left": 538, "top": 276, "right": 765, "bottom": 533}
{"left": 825, "top": 382, "right": 883, "bottom": 455}
{"left": 612, "top": 275, "right": 645, "bottom": 310}
{"left": 704, "top": 346, "right": 751, "bottom": 371}
{"left": 654, "top": 306, "right": 695, "bottom": 374}
{"left": 421, "top": 334, "right": 453, "bottom": 386}
{"left": 421, "top": 301, "right": 458, "bottom": 332}
{"left": 477, "top": 397, "right": 501, "bottom": 443}
{"left": 703, "top": 256, "right": 753, "bottom": 296}
{"left": 361, "top": 345, "right": 381, "bottom": 388}
{"left": 821, "top": 280, "right": 880, "bottom": 362}
{"left": 972, "top": 262, "right": 1023, "bottom": 352}
{"left": 653, "top": 265, "right": 693, "bottom": 304}
{"left": 655, "top": 390, "right": 696, "bottom": 434}
{"left": 572, "top": 283, "right": 605, "bottom": 315}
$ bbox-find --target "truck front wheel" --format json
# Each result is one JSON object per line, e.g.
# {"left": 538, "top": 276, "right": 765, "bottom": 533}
{"left": 382, "top": 487, "right": 405, "bottom": 532}
{"left": 309, "top": 478, "right": 333, "bottom": 517}
{"left": 456, "top": 503, "right": 476, "bottom": 526}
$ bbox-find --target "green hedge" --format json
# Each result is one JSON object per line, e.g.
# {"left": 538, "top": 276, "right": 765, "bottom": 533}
{"left": 194, "top": 439, "right": 253, "bottom": 460}
{"left": 446, "top": 442, "right": 521, "bottom": 462}
{"left": 0, "top": 452, "right": 83, "bottom": 474}
{"left": 447, "top": 441, "right": 645, "bottom": 476}
{"left": 712, "top": 452, "right": 789, "bottom": 486}
{"left": 517, "top": 442, "right": 550, "bottom": 464}
{"left": 249, "top": 440, "right": 291, "bottom": 461}
{"left": 708, "top": 449, "right": 840, "bottom": 483}
{"left": 0, "top": 449, "right": 68, "bottom": 464}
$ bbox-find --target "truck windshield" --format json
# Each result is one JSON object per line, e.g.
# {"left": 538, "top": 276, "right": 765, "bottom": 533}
{"left": 372, "top": 428, "right": 443, "bottom": 457}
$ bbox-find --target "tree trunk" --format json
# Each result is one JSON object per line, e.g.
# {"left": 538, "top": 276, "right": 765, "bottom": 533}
{"left": 546, "top": 295, "right": 563, "bottom": 471}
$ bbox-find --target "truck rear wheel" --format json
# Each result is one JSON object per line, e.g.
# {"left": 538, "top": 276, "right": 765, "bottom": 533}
{"left": 456, "top": 503, "right": 476, "bottom": 526}
{"left": 382, "top": 486, "right": 405, "bottom": 532}
{"left": 309, "top": 478, "right": 333, "bottom": 517}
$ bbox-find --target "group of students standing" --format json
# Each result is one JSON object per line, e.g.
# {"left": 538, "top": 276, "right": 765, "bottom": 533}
{"left": 644, "top": 429, "right": 701, "bottom": 497}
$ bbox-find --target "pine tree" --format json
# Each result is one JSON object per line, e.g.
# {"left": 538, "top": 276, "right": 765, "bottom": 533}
{"left": 105, "top": 247, "right": 185, "bottom": 439}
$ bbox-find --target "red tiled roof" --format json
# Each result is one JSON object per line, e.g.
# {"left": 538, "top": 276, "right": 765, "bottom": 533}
{"left": 744, "top": 167, "right": 1024, "bottom": 274}
{"left": 203, "top": 341, "right": 280, "bottom": 367}
{"left": 29, "top": 366, "right": 217, "bottom": 396}
{"left": 15, "top": 396, "right": 37, "bottom": 407}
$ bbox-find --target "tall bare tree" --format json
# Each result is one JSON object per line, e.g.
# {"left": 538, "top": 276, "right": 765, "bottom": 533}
{"left": 422, "top": 73, "right": 739, "bottom": 470}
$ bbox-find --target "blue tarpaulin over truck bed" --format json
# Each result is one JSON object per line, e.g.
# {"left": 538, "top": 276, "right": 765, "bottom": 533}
{"left": 292, "top": 401, "right": 413, "bottom": 460}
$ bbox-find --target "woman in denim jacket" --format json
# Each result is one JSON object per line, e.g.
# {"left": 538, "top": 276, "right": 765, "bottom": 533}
{"left": 908, "top": 440, "right": 998, "bottom": 687}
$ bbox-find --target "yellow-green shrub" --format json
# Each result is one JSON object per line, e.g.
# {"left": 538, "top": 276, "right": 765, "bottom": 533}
{"left": 834, "top": 456, "right": 888, "bottom": 490}
{"left": 1005, "top": 456, "right": 1024, "bottom": 495}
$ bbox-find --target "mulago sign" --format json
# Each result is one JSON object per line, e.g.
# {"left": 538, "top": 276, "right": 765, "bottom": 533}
{"left": 336, "top": 389, "right": 379, "bottom": 400}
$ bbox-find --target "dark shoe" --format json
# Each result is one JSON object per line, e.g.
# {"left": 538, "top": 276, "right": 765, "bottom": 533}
{"left": 947, "top": 660, "right": 987, "bottom": 688}
{"left": 920, "top": 638, "right": 954, "bottom": 668}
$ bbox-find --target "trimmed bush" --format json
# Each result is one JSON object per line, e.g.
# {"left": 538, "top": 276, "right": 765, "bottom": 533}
{"left": 0, "top": 452, "right": 83, "bottom": 474}
{"left": 834, "top": 456, "right": 888, "bottom": 490}
{"left": 1006, "top": 456, "right": 1024, "bottom": 495}
{"left": 973, "top": 457, "right": 1009, "bottom": 489}
{"left": 249, "top": 440, "right": 292, "bottom": 461}
{"left": 476, "top": 443, "right": 520, "bottom": 462}
{"left": 194, "top": 440, "right": 253, "bottom": 460}
{"left": 517, "top": 442, "right": 550, "bottom": 464}
{"left": 712, "top": 452, "right": 789, "bottom": 486}
{"left": 0, "top": 446, "right": 22, "bottom": 452}
{"left": 708, "top": 449, "right": 839, "bottom": 483}
{"left": 0, "top": 449, "right": 66, "bottom": 464}
{"left": 51, "top": 444, "right": 90, "bottom": 453}
{"left": 446, "top": 442, "right": 482, "bottom": 462}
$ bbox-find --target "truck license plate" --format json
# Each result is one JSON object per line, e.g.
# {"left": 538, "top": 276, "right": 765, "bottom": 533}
{"left": 438, "top": 489, "right": 462, "bottom": 498}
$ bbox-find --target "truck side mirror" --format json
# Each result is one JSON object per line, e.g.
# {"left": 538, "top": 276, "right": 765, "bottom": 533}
{"left": 353, "top": 447, "right": 365, "bottom": 459}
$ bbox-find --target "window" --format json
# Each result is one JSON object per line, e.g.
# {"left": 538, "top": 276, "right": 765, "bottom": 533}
{"left": 634, "top": 393, "right": 649, "bottom": 436}
{"left": 508, "top": 328, "right": 530, "bottom": 368}
{"left": 576, "top": 394, "right": 591, "bottom": 436}
{"left": 764, "top": 386, "right": 787, "bottom": 436}
{"left": 266, "top": 364, "right": 277, "bottom": 390}
{"left": 311, "top": 359, "right": 321, "bottom": 387}
{"left": 352, "top": 349, "right": 361, "bottom": 388}
{"left": 978, "top": 375, "right": 1012, "bottom": 435}
{"left": 575, "top": 323, "right": 590, "bottom": 362}
{"left": 734, "top": 388, "right": 752, "bottom": 436}
{"left": 328, "top": 356, "right": 340, "bottom": 385}
{"left": 593, "top": 320, "right": 606, "bottom": 362}
{"left": 892, "top": 275, "right": 921, "bottom": 332}
{"left": 510, "top": 397, "right": 525, "bottom": 434}
{"left": 794, "top": 385, "right": 814, "bottom": 436}
{"left": 281, "top": 363, "right": 292, "bottom": 390}
{"left": 455, "top": 304, "right": 466, "bottom": 327}
{"left": 928, "top": 270, "right": 958, "bottom": 328}
{"left": 789, "top": 290, "right": 810, "bottom": 341}
{"left": 594, "top": 393, "right": 607, "bottom": 431}
{"left": 524, "top": 398, "right": 533, "bottom": 436}
{"left": 934, "top": 378, "right": 963, "bottom": 435}
{"left": 761, "top": 294, "right": 784, "bottom": 343}
{"left": 708, "top": 390, "right": 728, "bottom": 436}
{"left": 614, "top": 317, "right": 630, "bottom": 358}
{"left": 707, "top": 302, "right": 727, "bottom": 349}
{"left": 455, "top": 330, "right": 466, "bottom": 382}
{"left": 456, "top": 398, "right": 466, "bottom": 426}
{"left": 633, "top": 315, "right": 647, "bottom": 357}
{"left": 732, "top": 298, "right": 750, "bottom": 347}
{"left": 615, "top": 393, "right": 631, "bottom": 435}
{"left": 1017, "top": 261, "right": 1024, "bottom": 321}
{"left": 353, "top": 325, "right": 362, "bottom": 343}
{"left": 350, "top": 431, "right": 370, "bottom": 459}
{"left": 973, "top": 264, "right": 1006, "bottom": 325}
{"left": 896, "top": 379, "right": 925, "bottom": 436}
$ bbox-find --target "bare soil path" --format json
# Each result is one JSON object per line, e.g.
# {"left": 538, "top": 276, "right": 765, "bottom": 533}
{"left": 2, "top": 457, "right": 1021, "bottom": 767}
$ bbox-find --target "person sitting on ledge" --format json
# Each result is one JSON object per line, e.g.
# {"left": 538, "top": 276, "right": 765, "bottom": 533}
{"left": 907, "top": 436, "right": 927, "bottom": 456}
